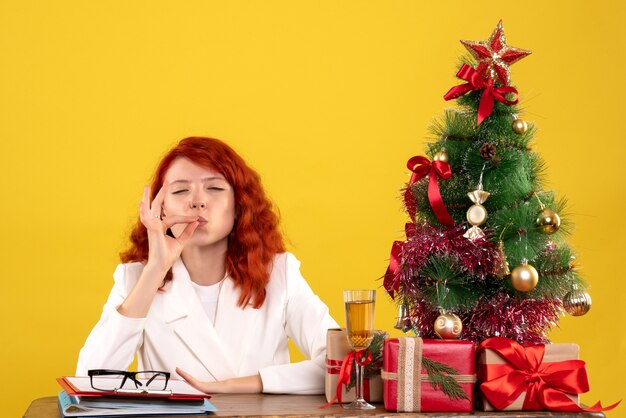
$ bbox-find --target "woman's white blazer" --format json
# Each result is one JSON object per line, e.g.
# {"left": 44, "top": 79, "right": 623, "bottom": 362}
{"left": 76, "top": 252, "right": 339, "bottom": 394}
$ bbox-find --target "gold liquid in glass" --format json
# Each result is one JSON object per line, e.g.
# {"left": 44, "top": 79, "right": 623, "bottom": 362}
{"left": 345, "top": 300, "right": 374, "bottom": 350}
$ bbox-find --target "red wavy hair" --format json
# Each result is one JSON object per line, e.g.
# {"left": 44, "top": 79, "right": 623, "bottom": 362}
{"left": 120, "top": 137, "right": 285, "bottom": 309}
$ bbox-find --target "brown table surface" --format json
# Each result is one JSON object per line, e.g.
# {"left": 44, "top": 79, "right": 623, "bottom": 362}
{"left": 24, "top": 395, "right": 606, "bottom": 418}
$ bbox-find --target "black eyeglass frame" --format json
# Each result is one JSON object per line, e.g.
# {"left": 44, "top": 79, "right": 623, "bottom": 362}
{"left": 87, "top": 369, "right": 171, "bottom": 394}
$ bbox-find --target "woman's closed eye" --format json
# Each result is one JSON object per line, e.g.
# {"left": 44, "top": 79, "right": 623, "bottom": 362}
{"left": 171, "top": 189, "right": 189, "bottom": 195}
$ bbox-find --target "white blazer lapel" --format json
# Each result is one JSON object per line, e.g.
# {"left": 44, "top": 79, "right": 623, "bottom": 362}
{"left": 214, "top": 277, "right": 262, "bottom": 375}
{"left": 164, "top": 259, "right": 237, "bottom": 381}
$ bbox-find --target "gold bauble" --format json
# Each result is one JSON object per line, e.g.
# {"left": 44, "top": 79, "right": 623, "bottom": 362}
{"left": 433, "top": 150, "right": 449, "bottom": 163}
{"left": 512, "top": 119, "right": 528, "bottom": 134}
{"left": 433, "top": 313, "right": 463, "bottom": 339}
{"left": 536, "top": 207, "right": 561, "bottom": 233}
{"left": 510, "top": 262, "right": 539, "bottom": 292}
{"left": 466, "top": 204, "right": 488, "bottom": 226}
{"left": 563, "top": 289, "right": 592, "bottom": 316}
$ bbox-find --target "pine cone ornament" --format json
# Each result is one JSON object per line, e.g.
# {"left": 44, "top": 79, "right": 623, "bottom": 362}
{"left": 480, "top": 143, "right": 497, "bottom": 160}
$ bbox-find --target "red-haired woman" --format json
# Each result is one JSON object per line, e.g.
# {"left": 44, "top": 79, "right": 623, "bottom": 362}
{"left": 76, "top": 137, "right": 338, "bottom": 394}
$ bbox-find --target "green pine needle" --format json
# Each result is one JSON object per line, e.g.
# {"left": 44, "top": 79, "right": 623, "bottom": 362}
{"left": 419, "top": 256, "right": 478, "bottom": 309}
{"left": 421, "top": 357, "right": 469, "bottom": 401}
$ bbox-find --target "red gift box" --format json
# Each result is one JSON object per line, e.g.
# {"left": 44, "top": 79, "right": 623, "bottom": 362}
{"left": 381, "top": 337, "right": 475, "bottom": 412}
{"left": 476, "top": 337, "right": 620, "bottom": 413}
{"left": 477, "top": 337, "right": 579, "bottom": 411}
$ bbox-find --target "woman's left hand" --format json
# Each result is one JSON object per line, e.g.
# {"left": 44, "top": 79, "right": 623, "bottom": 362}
{"left": 176, "top": 368, "right": 218, "bottom": 393}
{"left": 176, "top": 367, "right": 263, "bottom": 394}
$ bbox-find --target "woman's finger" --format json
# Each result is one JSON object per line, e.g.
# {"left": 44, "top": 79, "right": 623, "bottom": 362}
{"left": 176, "top": 221, "right": 200, "bottom": 245}
{"left": 139, "top": 186, "right": 152, "bottom": 225}
{"left": 175, "top": 367, "right": 210, "bottom": 393}
{"left": 150, "top": 181, "right": 169, "bottom": 216}
{"left": 162, "top": 215, "right": 200, "bottom": 229}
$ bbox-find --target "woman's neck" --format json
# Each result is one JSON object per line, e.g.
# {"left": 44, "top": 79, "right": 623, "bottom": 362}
{"left": 181, "top": 244, "right": 228, "bottom": 286}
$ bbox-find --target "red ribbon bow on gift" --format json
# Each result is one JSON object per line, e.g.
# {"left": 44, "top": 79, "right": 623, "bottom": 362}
{"left": 404, "top": 156, "right": 454, "bottom": 227}
{"left": 444, "top": 64, "right": 519, "bottom": 125}
{"left": 478, "top": 337, "right": 620, "bottom": 412}
{"left": 322, "top": 349, "right": 373, "bottom": 408}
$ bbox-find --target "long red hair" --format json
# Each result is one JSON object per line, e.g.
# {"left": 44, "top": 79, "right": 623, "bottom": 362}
{"left": 120, "top": 137, "right": 285, "bottom": 308}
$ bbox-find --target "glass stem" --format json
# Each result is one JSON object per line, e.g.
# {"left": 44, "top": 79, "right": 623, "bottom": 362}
{"left": 355, "top": 362, "right": 365, "bottom": 402}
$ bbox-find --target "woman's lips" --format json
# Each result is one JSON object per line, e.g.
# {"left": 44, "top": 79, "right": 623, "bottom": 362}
{"left": 197, "top": 216, "right": 208, "bottom": 225}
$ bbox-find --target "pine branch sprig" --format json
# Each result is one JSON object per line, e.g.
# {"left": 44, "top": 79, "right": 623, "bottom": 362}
{"left": 421, "top": 356, "right": 469, "bottom": 401}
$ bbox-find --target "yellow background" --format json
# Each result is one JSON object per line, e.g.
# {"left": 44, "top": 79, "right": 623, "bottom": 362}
{"left": 1, "top": 1, "right": 624, "bottom": 416}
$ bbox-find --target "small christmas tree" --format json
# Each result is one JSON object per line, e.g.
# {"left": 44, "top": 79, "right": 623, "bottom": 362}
{"left": 385, "top": 20, "right": 591, "bottom": 345}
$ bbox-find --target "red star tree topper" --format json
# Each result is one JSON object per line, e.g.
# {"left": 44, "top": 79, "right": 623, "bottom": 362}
{"left": 461, "top": 20, "right": 531, "bottom": 86}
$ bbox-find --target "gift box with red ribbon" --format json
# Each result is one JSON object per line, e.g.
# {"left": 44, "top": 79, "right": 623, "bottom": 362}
{"left": 381, "top": 337, "right": 475, "bottom": 412}
{"left": 324, "top": 328, "right": 384, "bottom": 404}
{"left": 477, "top": 337, "right": 620, "bottom": 413}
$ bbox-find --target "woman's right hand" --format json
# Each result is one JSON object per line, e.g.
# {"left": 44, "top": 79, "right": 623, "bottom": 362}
{"left": 118, "top": 182, "right": 200, "bottom": 319}
{"left": 139, "top": 182, "right": 200, "bottom": 273}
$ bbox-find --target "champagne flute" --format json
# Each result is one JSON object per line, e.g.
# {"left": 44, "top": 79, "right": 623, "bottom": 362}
{"left": 343, "top": 289, "right": 376, "bottom": 410}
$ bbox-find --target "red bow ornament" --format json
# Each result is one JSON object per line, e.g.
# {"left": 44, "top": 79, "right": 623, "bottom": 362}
{"left": 384, "top": 223, "right": 417, "bottom": 299}
{"left": 444, "top": 64, "right": 519, "bottom": 125}
{"left": 404, "top": 156, "right": 454, "bottom": 227}
{"left": 383, "top": 241, "right": 402, "bottom": 299}
{"left": 478, "top": 337, "right": 620, "bottom": 412}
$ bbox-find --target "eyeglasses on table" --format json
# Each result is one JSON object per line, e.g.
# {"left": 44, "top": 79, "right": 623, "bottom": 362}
{"left": 87, "top": 369, "right": 171, "bottom": 394}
